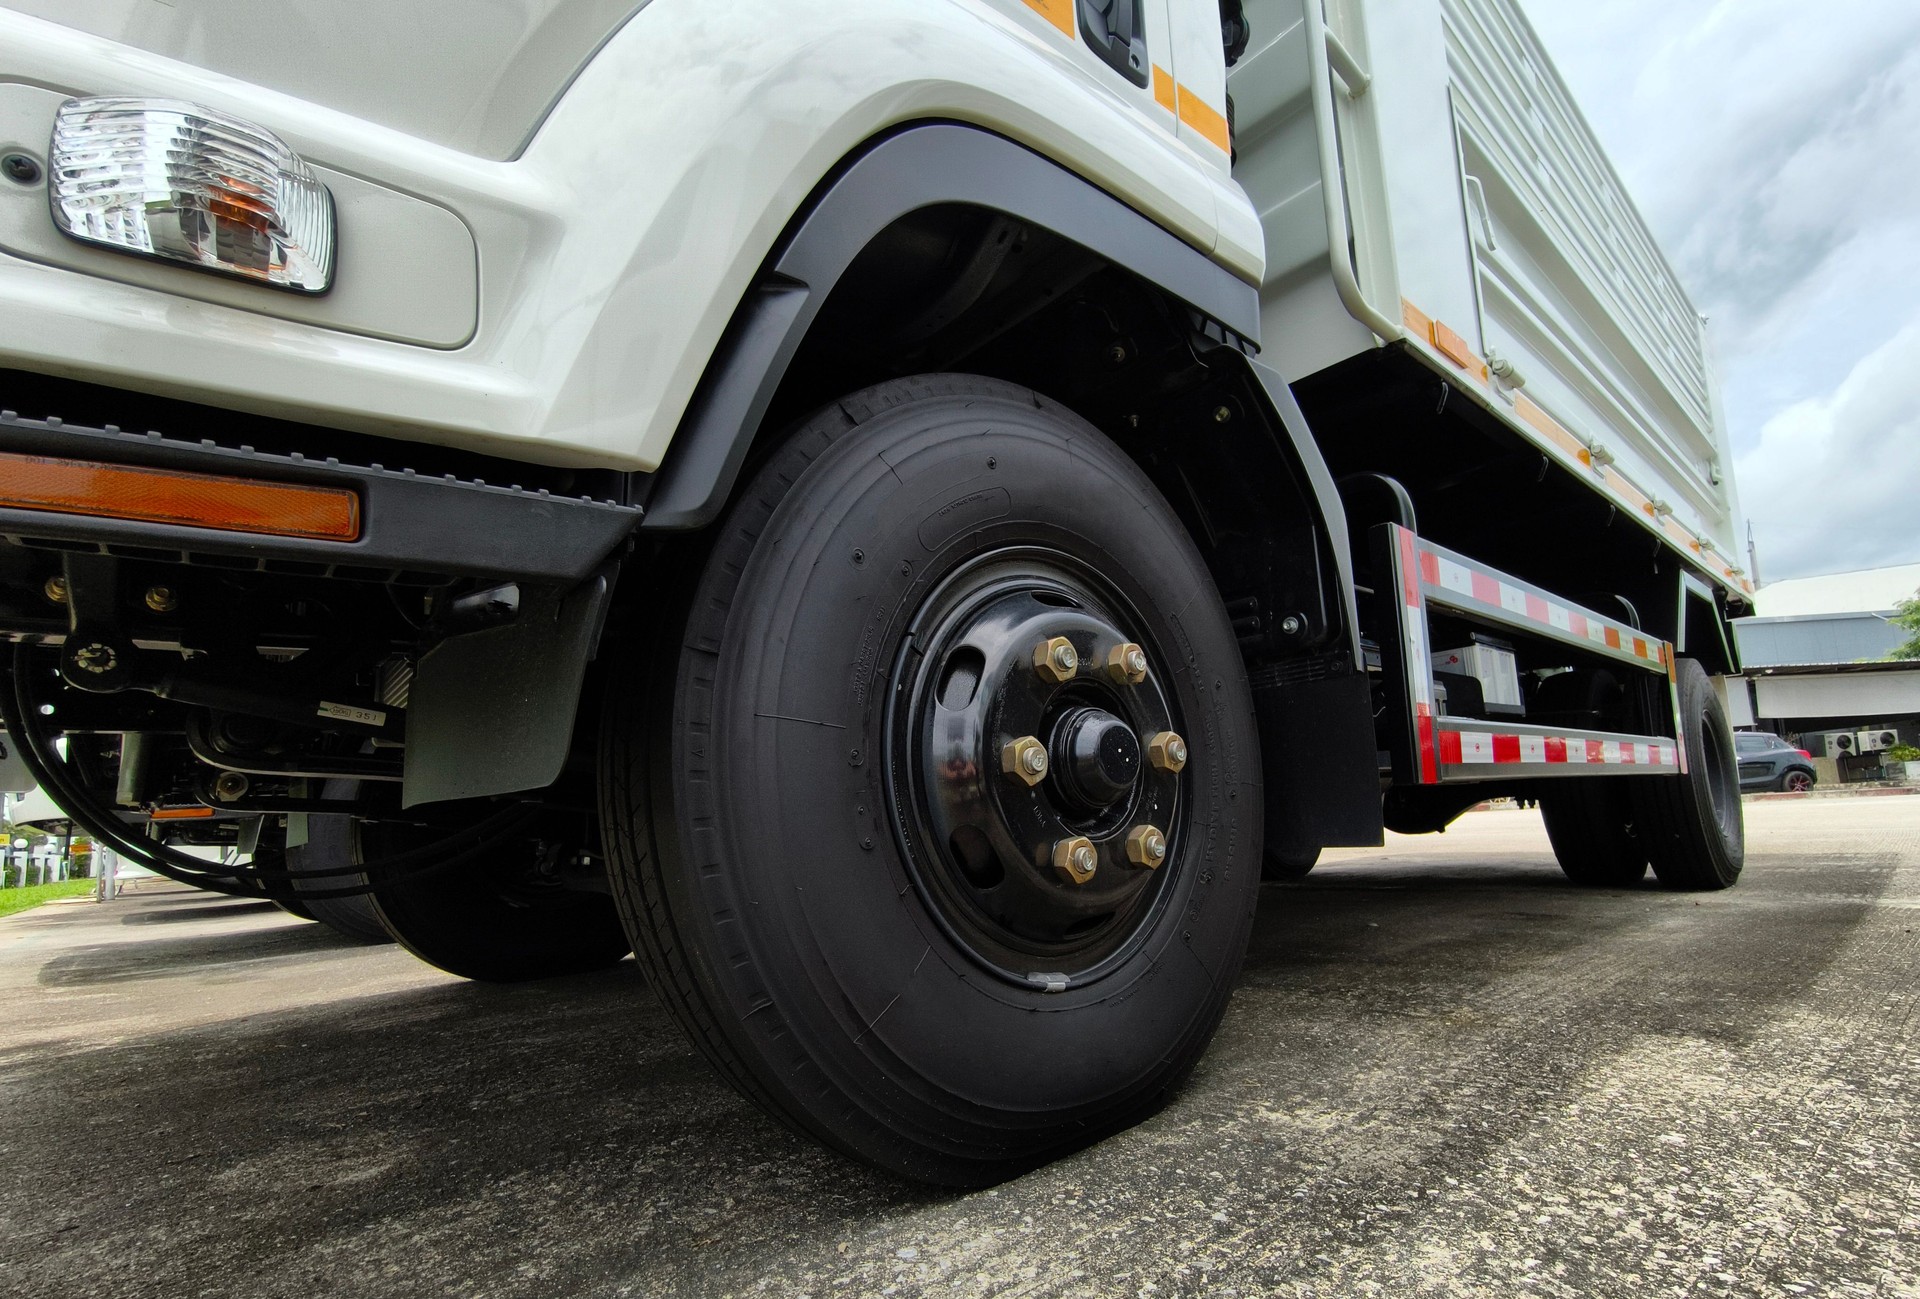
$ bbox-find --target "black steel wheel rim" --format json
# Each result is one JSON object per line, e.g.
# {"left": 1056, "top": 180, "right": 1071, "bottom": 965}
{"left": 884, "top": 548, "right": 1187, "bottom": 989}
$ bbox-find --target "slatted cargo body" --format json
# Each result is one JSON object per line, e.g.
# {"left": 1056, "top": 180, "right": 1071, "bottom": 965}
{"left": 1230, "top": 0, "right": 1748, "bottom": 599}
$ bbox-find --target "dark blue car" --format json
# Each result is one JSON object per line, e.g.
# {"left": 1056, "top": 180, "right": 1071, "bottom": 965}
{"left": 1735, "top": 731, "right": 1817, "bottom": 793}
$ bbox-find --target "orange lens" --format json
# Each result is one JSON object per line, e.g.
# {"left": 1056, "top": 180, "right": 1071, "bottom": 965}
{"left": 0, "top": 451, "right": 360, "bottom": 541}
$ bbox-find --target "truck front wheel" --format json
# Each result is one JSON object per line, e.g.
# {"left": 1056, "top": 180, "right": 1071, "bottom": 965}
{"left": 599, "top": 376, "right": 1263, "bottom": 1185}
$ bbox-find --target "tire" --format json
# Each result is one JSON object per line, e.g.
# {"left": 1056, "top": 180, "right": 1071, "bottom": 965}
{"left": 268, "top": 895, "right": 317, "bottom": 922}
{"left": 1778, "top": 768, "right": 1814, "bottom": 793}
{"left": 1538, "top": 781, "right": 1648, "bottom": 887}
{"left": 1632, "top": 657, "right": 1744, "bottom": 890}
{"left": 1263, "top": 846, "right": 1321, "bottom": 881}
{"left": 599, "top": 375, "right": 1263, "bottom": 1186}
{"left": 285, "top": 817, "right": 393, "bottom": 946}
{"left": 360, "top": 807, "right": 632, "bottom": 982}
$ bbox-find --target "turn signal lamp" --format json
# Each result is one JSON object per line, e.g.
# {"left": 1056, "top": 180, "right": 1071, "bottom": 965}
{"left": 0, "top": 451, "right": 361, "bottom": 541}
{"left": 49, "top": 97, "right": 335, "bottom": 294}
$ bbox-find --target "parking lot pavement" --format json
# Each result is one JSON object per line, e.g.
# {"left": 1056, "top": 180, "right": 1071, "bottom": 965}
{"left": 1, "top": 798, "right": 1916, "bottom": 1299}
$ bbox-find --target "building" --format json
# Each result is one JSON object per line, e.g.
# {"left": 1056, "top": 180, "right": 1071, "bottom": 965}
{"left": 1732, "top": 563, "right": 1920, "bottom": 775}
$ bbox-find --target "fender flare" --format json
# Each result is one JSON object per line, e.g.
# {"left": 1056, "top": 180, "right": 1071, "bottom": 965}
{"left": 640, "top": 123, "right": 1263, "bottom": 529}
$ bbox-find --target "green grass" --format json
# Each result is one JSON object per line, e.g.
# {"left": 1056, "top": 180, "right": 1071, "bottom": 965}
{"left": 0, "top": 879, "right": 95, "bottom": 919}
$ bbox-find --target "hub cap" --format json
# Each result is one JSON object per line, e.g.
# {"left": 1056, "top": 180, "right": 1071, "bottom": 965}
{"left": 887, "top": 551, "right": 1185, "bottom": 987}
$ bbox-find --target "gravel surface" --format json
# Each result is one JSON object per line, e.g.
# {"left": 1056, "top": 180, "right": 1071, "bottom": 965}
{"left": 1, "top": 797, "right": 1914, "bottom": 1298}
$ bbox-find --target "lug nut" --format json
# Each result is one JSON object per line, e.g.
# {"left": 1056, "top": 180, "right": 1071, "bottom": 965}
{"left": 43, "top": 575, "right": 68, "bottom": 605}
{"left": 1106, "top": 642, "right": 1149, "bottom": 685}
{"left": 1146, "top": 731, "right": 1188, "bottom": 773}
{"left": 1033, "top": 636, "right": 1079, "bottom": 683}
{"left": 144, "top": 586, "right": 178, "bottom": 613}
{"left": 1001, "top": 736, "right": 1049, "bottom": 787}
{"left": 1052, "top": 836, "right": 1098, "bottom": 885}
{"left": 1126, "top": 824, "right": 1169, "bottom": 869}
{"left": 212, "top": 771, "right": 250, "bottom": 802}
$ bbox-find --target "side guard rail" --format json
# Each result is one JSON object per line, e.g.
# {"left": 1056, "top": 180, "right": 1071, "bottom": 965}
{"left": 1372, "top": 524, "right": 1685, "bottom": 786}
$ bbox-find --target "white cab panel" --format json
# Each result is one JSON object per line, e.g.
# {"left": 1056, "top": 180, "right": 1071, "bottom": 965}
{"left": 0, "top": 0, "right": 1256, "bottom": 469}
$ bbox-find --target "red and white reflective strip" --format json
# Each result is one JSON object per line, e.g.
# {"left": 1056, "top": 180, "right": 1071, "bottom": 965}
{"left": 1437, "top": 728, "right": 1679, "bottom": 769}
{"left": 1396, "top": 527, "right": 1438, "bottom": 783}
{"left": 1417, "top": 545, "right": 1666, "bottom": 671}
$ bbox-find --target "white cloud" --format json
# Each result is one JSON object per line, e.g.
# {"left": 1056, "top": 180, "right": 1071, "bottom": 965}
{"left": 1734, "top": 320, "right": 1920, "bottom": 579}
{"left": 1517, "top": 0, "right": 1920, "bottom": 577}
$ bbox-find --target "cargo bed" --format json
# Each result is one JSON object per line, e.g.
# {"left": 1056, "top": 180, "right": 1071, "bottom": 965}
{"left": 1231, "top": 0, "right": 1749, "bottom": 600}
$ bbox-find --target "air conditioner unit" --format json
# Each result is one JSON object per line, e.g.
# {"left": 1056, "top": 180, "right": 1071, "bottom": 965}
{"left": 1857, "top": 729, "right": 1899, "bottom": 753}
{"left": 1828, "top": 731, "right": 1858, "bottom": 755}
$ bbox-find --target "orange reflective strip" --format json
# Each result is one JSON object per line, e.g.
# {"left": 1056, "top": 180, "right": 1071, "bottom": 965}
{"left": 1022, "top": 0, "right": 1075, "bottom": 37}
{"left": 1430, "top": 319, "right": 1477, "bottom": 371}
{"left": 1176, "top": 85, "right": 1231, "bottom": 152}
{"left": 0, "top": 452, "right": 361, "bottom": 541}
{"left": 149, "top": 806, "right": 215, "bottom": 821}
{"left": 1151, "top": 64, "right": 1176, "bottom": 113}
{"left": 1399, "top": 300, "right": 1488, "bottom": 382}
{"left": 1513, "top": 394, "right": 1593, "bottom": 467}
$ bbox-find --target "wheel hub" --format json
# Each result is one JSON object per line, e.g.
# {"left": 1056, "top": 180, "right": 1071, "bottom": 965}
{"left": 1049, "top": 706, "right": 1140, "bottom": 811}
{"left": 888, "top": 551, "right": 1187, "bottom": 985}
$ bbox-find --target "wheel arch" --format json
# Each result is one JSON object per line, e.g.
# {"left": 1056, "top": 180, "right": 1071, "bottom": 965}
{"left": 631, "top": 122, "right": 1381, "bottom": 859}
{"left": 637, "top": 123, "right": 1357, "bottom": 666}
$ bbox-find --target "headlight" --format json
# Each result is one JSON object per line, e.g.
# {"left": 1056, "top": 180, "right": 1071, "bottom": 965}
{"left": 48, "top": 96, "right": 335, "bottom": 294}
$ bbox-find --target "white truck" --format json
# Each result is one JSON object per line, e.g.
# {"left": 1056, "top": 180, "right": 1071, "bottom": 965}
{"left": 0, "top": 0, "right": 1749, "bottom": 1184}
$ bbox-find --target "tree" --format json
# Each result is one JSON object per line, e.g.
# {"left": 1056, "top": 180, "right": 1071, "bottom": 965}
{"left": 1893, "top": 593, "right": 1920, "bottom": 660}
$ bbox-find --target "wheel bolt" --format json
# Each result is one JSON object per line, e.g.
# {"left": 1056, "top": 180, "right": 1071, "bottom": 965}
{"left": 1033, "top": 636, "right": 1078, "bottom": 683}
{"left": 43, "top": 575, "right": 68, "bottom": 605}
{"left": 144, "top": 586, "right": 178, "bottom": 613}
{"left": 1001, "top": 736, "right": 1049, "bottom": 787}
{"left": 1126, "top": 824, "right": 1169, "bottom": 869}
{"left": 1106, "top": 642, "right": 1149, "bottom": 685}
{"left": 1052, "top": 836, "right": 1098, "bottom": 885}
{"left": 1146, "top": 731, "right": 1188, "bottom": 773}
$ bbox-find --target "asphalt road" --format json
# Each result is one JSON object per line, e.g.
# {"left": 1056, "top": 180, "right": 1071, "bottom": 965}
{"left": 2, "top": 796, "right": 1916, "bottom": 1299}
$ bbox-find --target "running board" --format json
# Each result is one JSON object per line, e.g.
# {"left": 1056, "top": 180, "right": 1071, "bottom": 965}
{"left": 1372, "top": 523, "right": 1684, "bottom": 786}
{"left": 1432, "top": 718, "right": 1677, "bottom": 783}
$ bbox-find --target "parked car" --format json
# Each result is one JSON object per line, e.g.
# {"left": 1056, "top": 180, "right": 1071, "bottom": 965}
{"left": 1736, "top": 733, "right": 1817, "bottom": 792}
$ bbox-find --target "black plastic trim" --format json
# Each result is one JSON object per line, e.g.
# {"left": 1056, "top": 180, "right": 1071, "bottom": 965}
{"left": 1245, "top": 357, "right": 1364, "bottom": 671}
{"left": 642, "top": 123, "right": 1262, "bottom": 529}
{"left": 0, "top": 410, "right": 640, "bottom": 584}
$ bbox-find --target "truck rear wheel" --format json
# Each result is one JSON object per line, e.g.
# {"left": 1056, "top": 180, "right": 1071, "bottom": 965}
{"left": 1538, "top": 782, "right": 1647, "bottom": 887}
{"left": 599, "top": 376, "right": 1262, "bottom": 1186}
{"left": 1633, "top": 657, "right": 1744, "bottom": 890}
{"left": 360, "top": 808, "right": 631, "bottom": 981}
{"left": 285, "top": 816, "right": 392, "bottom": 945}
{"left": 1262, "top": 846, "right": 1321, "bottom": 881}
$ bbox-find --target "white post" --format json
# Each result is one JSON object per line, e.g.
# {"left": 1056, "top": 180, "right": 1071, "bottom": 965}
{"left": 96, "top": 846, "right": 118, "bottom": 902}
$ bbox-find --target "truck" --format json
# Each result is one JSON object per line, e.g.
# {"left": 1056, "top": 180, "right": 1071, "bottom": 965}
{"left": 0, "top": 0, "right": 1751, "bottom": 1186}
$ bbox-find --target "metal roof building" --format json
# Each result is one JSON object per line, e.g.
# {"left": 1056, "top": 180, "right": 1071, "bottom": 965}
{"left": 1731, "top": 563, "right": 1920, "bottom": 760}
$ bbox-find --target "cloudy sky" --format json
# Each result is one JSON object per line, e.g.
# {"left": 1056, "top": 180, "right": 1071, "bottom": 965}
{"left": 1515, "top": 0, "right": 1920, "bottom": 583}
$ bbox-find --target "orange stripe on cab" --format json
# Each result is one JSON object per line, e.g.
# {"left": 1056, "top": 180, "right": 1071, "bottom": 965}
{"left": 1176, "top": 85, "right": 1231, "bottom": 153}
{"left": 1151, "top": 65, "right": 1176, "bottom": 113}
{"left": 1022, "top": 0, "right": 1075, "bottom": 37}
